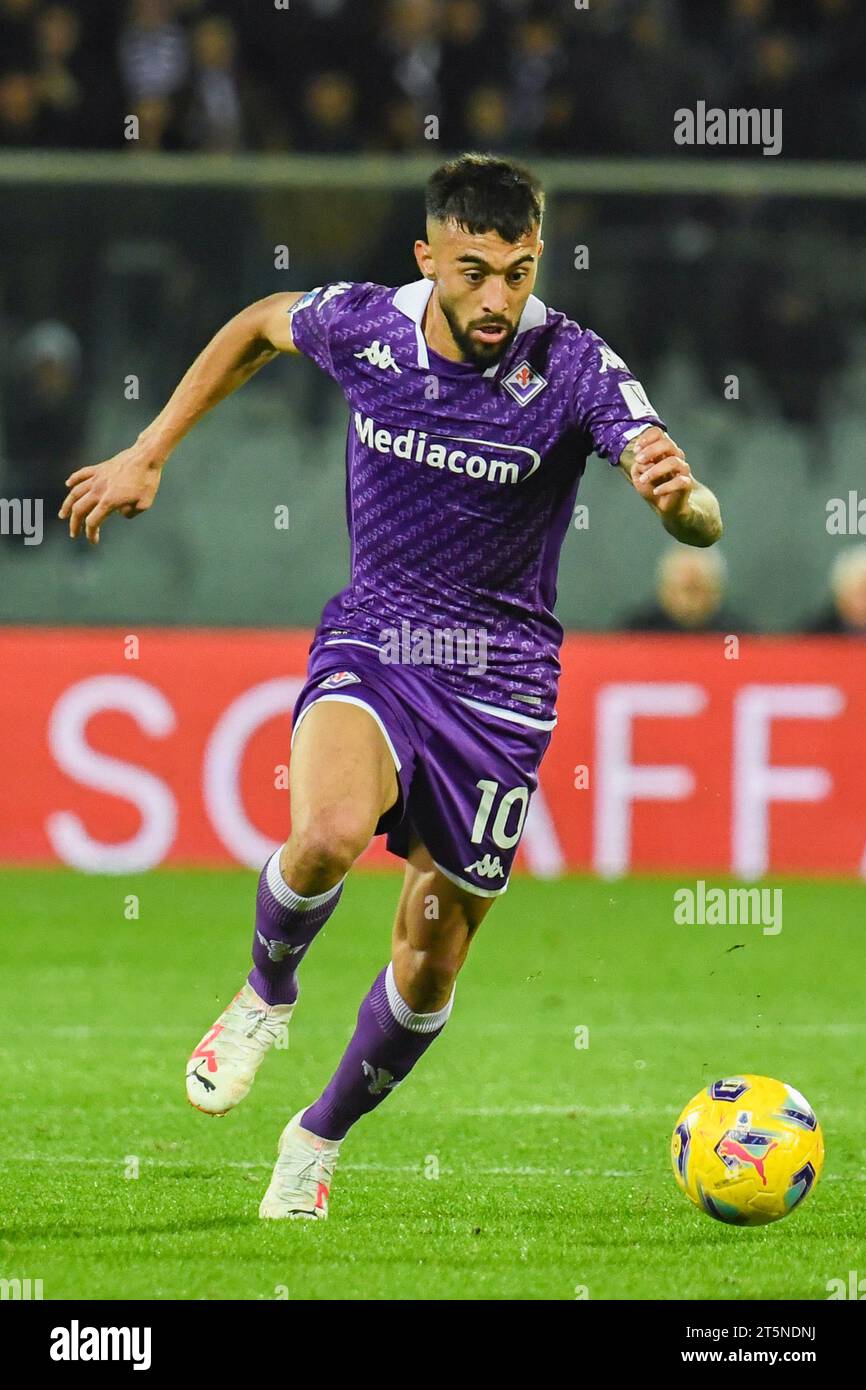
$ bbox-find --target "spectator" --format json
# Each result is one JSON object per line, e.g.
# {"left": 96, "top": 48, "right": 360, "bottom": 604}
{"left": 1, "top": 320, "right": 87, "bottom": 538}
{"left": 749, "top": 279, "right": 847, "bottom": 427}
{"left": 461, "top": 84, "right": 511, "bottom": 154}
{"left": 507, "top": 14, "right": 567, "bottom": 151}
{"left": 625, "top": 547, "right": 746, "bottom": 634}
{"left": 808, "top": 547, "right": 866, "bottom": 634}
{"left": 300, "top": 70, "right": 361, "bottom": 154}
{"left": 34, "top": 4, "right": 89, "bottom": 146}
{"left": 380, "top": 93, "right": 423, "bottom": 152}
{"left": 118, "top": 0, "right": 188, "bottom": 105}
{"left": 533, "top": 86, "right": 580, "bottom": 157}
{"left": 0, "top": 0, "right": 39, "bottom": 71}
{"left": 127, "top": 92, "right": 176, "bottom": 150}
{"left": 607, "top": 8, "right": 700, "bottom": 156}
{"left": 730, "top": 30, "right": 816, "bottom": 158}
{"left": 439, "top": 0, "right": 489, "bottom": 147}
{"left": 187, "top": 13, "right": 286, "bottom": 152}
{"left": 182, "top": 15, "right": 243, "bottom": 152}
{"left": 0, "top": 0, "right": 863, "bottom": 159}
{"left": 374, "top": 0, "right": 442, "bottom": 126}
{"left": 0, "top": 68, "right": 45, "bottom": 145}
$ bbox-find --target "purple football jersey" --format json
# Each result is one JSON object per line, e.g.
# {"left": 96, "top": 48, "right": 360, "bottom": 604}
{"left": 289, "top": 279, "right": 664, "bottom": 724}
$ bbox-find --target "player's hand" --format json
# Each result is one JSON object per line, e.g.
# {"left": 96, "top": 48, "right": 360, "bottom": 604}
{"left": 628, "top": 426, "right": 694, "bottom": 517}
{"left": 59, "top": 444, "right": 164, "bottom": 545}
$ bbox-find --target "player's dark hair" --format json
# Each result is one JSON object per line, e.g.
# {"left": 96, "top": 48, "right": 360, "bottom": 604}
{"left": 425, "top": 153, "right": 545, "bottom": 242}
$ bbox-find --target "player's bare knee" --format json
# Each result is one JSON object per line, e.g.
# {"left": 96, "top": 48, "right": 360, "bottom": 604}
{"left": 284, "top": 807, "right": 372, "bottom": 891}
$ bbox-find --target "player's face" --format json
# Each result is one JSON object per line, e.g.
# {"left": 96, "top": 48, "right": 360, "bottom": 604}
{"left": 416, "top": 220, "right": 543, "bottom": 367}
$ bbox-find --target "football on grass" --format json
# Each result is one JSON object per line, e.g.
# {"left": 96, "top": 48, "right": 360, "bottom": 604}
{"left": 671, "top": 1074, "right": 824, "bottom": 1226}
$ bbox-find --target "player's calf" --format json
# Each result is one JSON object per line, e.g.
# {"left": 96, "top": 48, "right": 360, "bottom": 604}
{"left": 251, "top": 846, "right": 346, "bottom": 1005}
{"left": 186, "top": 848, "right": 346, "bottom": 1116}
{"left": 256, "top": 834, "right": 491, "bottom": 1218}
{"left": 299, "top": 960, "right": 456, "bottom": 1142}
{"left": 189, "top": 701, "right": 398, "bottom": 1120}
{"left": 258, "top": 962, "right": 454, "bottom": 1219}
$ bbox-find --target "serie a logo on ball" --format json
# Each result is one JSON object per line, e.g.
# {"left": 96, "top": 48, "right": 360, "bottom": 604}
{"left": 671, "top": 1074, "right": 824, "bottom": 1226}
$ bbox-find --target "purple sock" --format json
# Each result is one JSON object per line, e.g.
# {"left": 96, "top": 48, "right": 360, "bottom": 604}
{"left": 248, "top": 850, "right": 344, "bottom": 1006}
{"left": 301, "top": 963, "right": 454, "bottom": 1140}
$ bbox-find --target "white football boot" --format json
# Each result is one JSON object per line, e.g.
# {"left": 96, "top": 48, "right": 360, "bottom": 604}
{"left": 186, "top": 982, "right": 297, "bottom": 1116}
{"left": 259, "top": 1110, "right": 342, "bottom": 1220}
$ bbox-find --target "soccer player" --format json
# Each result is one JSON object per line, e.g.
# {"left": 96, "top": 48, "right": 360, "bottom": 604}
{"left": 59, "top": 155, "right": 722, "bottom": 1220}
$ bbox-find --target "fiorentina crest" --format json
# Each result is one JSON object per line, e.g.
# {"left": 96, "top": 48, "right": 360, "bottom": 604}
{"left": 502, "top": 359, "right": 547, "bottom": 406}
{"left": 318, "top": 671, "right": 361, "bottom": 689}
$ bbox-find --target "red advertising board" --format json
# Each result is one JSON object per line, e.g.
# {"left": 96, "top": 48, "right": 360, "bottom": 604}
{"left": 1, "top": 628, "right": 863, "bottom": 877}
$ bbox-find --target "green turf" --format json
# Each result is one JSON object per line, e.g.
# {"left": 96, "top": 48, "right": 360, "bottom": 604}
{"left": 1, "top": 868, "right": 863, "bottom": 1301}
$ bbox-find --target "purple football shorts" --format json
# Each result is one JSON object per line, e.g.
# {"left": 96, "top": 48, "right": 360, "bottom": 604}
{"left": 290, "top": 640, "right": 553, "bottom": 896}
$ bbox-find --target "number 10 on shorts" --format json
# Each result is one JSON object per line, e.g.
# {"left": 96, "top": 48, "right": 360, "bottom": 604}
{"left": 470, "top": 779, "right": 530, "bottom": 849}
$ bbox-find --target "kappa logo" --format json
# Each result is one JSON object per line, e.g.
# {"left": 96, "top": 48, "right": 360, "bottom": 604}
{"left": 318, "top": 670, "right": 361, "bottom": 689}
{"left": 597, "top": 344, "right": 629, "bottom": 374}
{"left": 362, "top": 1061, "right": 396, "bottom": 1095}
{"left": 502, "top": 359, "right": 547, "bottom": 406}
{"left": 355, "top": 339, "right": 402, "bottom": 373}
{"left": 255, "top": 930, "right": 305, "bottom": 963}
{"left": 464, "top": 853, "right": 505, "bottom": 879}
{"left": 320, "top": 282, "right": 352, "bottom": 306}
{"left": 291, "top": 282, "right": 351, "bottom": 316}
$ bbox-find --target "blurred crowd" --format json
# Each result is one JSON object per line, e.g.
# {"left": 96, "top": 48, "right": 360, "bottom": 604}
{"left": 5, "top": 308, "right": 866, "bottom": 641}
{"left": 0, "top": 0, "right": 863, "bottom": 158}
{"left": 3, "top": 0, "right": 865, "bottom": 634}
{"left": 625, "top": 543, "right": 866, "bottom": 637}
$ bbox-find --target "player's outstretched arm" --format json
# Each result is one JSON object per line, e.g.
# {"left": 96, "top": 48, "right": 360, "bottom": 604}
{"left": 618, "top": 425, "right": 723, "bottom": 547}
{"left": 59, "top": 292, "right": 306, "bottom": 544}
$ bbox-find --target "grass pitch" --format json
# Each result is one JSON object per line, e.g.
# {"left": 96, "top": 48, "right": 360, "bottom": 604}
{"left": 0, "top": 868, "right": 863, "bottom": 1301}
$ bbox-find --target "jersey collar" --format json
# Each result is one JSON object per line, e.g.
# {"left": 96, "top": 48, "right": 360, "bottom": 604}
{"left": 392, "top": 278, "right": 547, "bottom": 377}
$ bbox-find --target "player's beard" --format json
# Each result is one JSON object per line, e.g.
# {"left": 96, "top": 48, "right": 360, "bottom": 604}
{"left": 439, "top": 296, "right": 517, "bottom": 367}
